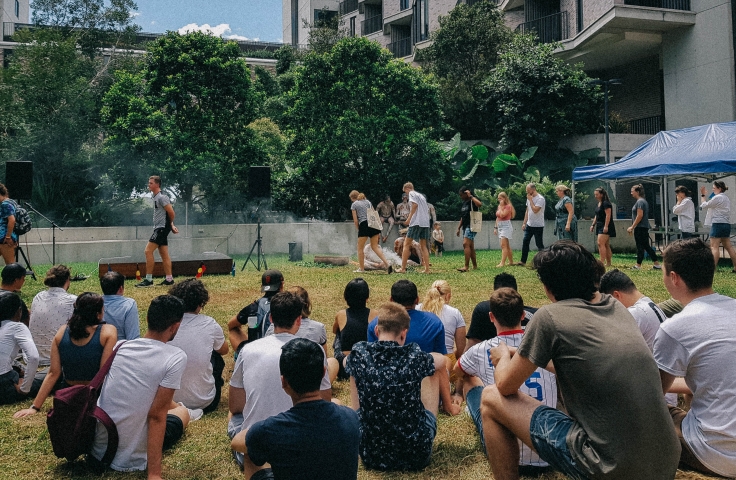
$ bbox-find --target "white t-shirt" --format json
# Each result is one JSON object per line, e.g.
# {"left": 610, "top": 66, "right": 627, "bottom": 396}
{"left": 168, "top": 312, "right": 225, "bottom": 409}
{"left": 700, "top": 193, "right": 730, "bottom": 225}
{"left": 627, "top": 296, "right": 665, "bottom": 351}
{"left": 29, "top": 288, "right": 77, "bottom": 366}
{"left": 229, "top": 333, "right": 331, "bottom": 434}
{"left": 0, "top": 320, "right": 39, "bottom": 393}
{"left": 264, "top": 318, "right": 327, "bottom": 345}
{"left": 91, "top": 339, "right": 187, "bottom": 472}
{"left": 525, "top": 194, "right": 546, "bottom": 228}
{"left": 459, "top": 331, "right": 556, "bottom": 467}
{"left": 653, "top": 293, "right": 736, "bottom": 477}
{"left": 416, "top": 303, "right": 465, "bottom": 353}
{"left": 408, "top": 190, "right": 430, "bottom": 228}
{"left": 672, "top": 197, "right": 695, "bottom": 233}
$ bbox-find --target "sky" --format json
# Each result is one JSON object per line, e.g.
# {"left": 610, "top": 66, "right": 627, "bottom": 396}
{"left": 131, "top": 0, "right": 284, "bottom": 43}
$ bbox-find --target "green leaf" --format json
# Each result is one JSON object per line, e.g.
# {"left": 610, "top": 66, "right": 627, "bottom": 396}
{"left": 471, "top": 144, "right": 489, "bottom": 162}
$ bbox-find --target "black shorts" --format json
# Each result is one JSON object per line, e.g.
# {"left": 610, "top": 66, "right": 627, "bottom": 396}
{"left": 163, "top": 414, "right": 184, "bottom": 450}
{"left": 358, "top": 221, "right": 381, "bottom": 238}
{"left": 149, "top": 227, "right": 171, "bottom": 246}
{"left": 0, "top": 369, "right": 23, "bottom": 405}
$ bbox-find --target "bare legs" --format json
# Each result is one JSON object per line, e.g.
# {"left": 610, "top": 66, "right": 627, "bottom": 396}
{"left": 144, "top": 242, "right": 172, "bottom": 277}
{"left": 381, "top": 218, "right": 395, "bottom": 243}
{"left": 356, "top": 236, "right": 368, "bottom": 271}
{"left": 462, "top": 238, "right": 478, "bottom": 270}
{"left": 368, "top": 235, "right": 390, "bottom": 268}
{"left": 712, "top": 237, "right": 736, "bottom": 270}
{"left": 498, "top": 237, "right": 513, "bottom": 267}
{"left": 597, "top": 234, "right": 612, "bottom": 267}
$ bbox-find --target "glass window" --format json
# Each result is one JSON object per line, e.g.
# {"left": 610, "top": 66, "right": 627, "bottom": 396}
{"left": 16, "top": 0, "right": 21, "bottom": 17}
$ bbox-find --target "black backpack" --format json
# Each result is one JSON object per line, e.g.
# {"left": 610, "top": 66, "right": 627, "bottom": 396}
{"left": 7, "top": 199, "right": 31, "bottom": 236}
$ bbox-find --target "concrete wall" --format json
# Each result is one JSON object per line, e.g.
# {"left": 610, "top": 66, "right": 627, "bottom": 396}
{"left": 1, "top": 0, "right": 29, "bottom": 24}
{"left": 662, "top": 0, "right": 736, "bottom": 129}
{"left": 583, "top": 0, "right": 614, "bottom": 30}
{"left": 13, "top": 220, "right": 648, "bottom": 265}
{"left": 428, "top": 0, "right": 457, "bottom": 32}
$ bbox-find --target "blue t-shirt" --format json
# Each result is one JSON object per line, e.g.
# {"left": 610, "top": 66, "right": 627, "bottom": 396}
{"left": 0, "top": 200, "right": 17, "bottom": 241}
{"left": 246, "top": 400, "right": 360, "bottom": 480}
{"left": 366, "top": 309, "right": 447, "bottom": 354}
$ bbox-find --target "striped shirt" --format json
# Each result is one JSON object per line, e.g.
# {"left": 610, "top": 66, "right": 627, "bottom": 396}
{"left": 459, "top": 330, "right": 557, "bottom": 467}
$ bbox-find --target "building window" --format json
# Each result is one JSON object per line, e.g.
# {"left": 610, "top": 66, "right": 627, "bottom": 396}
{"left": 15, "top": 0, "right": 20, "bottom": 17}
{"left": 349, "top": 16, "right": 356, "bottom": 37}
{"left": 291, "top": 0, "right": 299, "bottom": 46}
{"left": 577, "top": 0, "right": 583, "bottom": 33}
{"left": 400, "top": 0, "right": 409, "bottom": 10}
{"left": 314, "top": 9, "right": 338, "bottom": 24}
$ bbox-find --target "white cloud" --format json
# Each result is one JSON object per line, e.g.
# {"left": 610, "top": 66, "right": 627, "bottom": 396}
{"left": 129, "top": 11, "right": 140, "bottom": 18}
{"left": 178, "top": 23, "right": 232, "bottom": 37}
{"left": 224, "top": 34, "right": 251, "bottom": 41}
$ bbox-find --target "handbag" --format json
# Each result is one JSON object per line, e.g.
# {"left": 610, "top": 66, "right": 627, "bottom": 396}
{"left": 367, "top": 205, "right": 382, "bottom": 230}
{"left": 470, "top": 201, "right": 482, "bottom": 233}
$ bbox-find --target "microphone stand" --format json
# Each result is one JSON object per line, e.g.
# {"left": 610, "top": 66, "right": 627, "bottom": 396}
{"left": 24, "top": 202, "right": 63, "bottom": 265}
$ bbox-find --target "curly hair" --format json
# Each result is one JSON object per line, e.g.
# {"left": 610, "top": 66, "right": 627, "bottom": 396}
{"left": 168, "top": 278, "right": 209, "bottom": 313}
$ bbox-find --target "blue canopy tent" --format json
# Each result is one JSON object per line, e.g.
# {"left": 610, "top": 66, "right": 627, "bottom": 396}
{"left": 572, "top": 122, "right": 736, "bottom": 239}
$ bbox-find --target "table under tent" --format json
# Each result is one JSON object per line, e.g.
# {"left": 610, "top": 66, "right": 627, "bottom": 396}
{"left": 572, "top": 122, "right": 736, "bottom": 246}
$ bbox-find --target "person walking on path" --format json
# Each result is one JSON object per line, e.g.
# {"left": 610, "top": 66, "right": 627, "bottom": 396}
{"left": 626, "top": 184, "right": 661, "bottom": 270}
{"left": 590, "top": 187, "right": 616, "bottom": 267}
{"left": 456, "top": 187, "right": 482, "bottom": 272}
{"left": 350, "top": 191, "right": 391, "bottom": 273}
{"left": 554, "top": 185, "right": 577, "bottom": 242}
{"left": 137, "top": 176, "right": 179, "bottom": 287}
{"left": 494, "top": 192, "right": 515, "bottom": 267}
{"left": 516, "top": 183, "right": 545, "bottom": 266}
{"left": 396, "top": 183, "right": 431, "bottom": 274}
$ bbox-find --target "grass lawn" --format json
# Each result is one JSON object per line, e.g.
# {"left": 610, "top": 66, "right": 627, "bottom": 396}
{"left": 1, "top": 249, "right": 729, "bottom": 479}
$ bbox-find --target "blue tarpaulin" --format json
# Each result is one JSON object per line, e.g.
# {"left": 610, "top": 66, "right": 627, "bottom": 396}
{"left": 572, "top": 122, "right": 736, "bottom": 181}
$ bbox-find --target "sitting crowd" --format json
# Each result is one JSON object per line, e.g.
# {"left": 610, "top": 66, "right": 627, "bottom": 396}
{"left": 2, "top": 237, "right": 735, "bottom": 480}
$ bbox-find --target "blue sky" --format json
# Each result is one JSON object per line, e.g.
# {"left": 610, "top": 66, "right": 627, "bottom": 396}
{"left": 132, "top": 0, "right": 283, "bottom": 43}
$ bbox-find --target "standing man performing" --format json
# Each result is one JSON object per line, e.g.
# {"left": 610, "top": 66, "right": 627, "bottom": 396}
{"left": 137, "top": 176, "right": 179, "bottom": 288}
{"left": 456, "top": 186, "right": 482, "bottom": 272}
{"left": 517, "top": 183, "right": 545, "bottom": 266}
{"left": 396, "top": 183, "right": 431, "bottom": 274}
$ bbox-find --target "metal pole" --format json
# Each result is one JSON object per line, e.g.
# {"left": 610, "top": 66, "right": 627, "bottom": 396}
{"left": 604, "top": 83, "right": 610, "bottom": 164}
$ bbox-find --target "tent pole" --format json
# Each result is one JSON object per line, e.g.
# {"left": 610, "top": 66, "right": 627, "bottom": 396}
{"left": 661, "top": 178, "right": 668, "bottom": 246}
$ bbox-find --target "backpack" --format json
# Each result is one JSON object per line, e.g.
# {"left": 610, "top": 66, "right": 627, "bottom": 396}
{"left": 46, "top": 342, "right": 124, "bottom": 465}
{"left": 235, "top": 296, "right": 272, "bottom": 344}
{"left": 7, "top": 199, "right": 31, "bottom": 236}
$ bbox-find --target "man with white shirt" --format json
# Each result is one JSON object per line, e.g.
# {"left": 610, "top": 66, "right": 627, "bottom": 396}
{"left": 90, "top": 295, "right": 192, "bottom": 477}
{"left": 228, "top": 291, "right": 332, "bottom": 469}
{"left": 517, "top": 183, "right": 546, "bottom": 266}
{"left": 396, "top": 182, "right": 431, "bottom": 273}
{"left": 29, "top": 265, "right": 76, "bottom": 394}
{"left": 100, "top": 271, "right": 140, "bottom": 341}
{"left": 655, "top": 238, "right": 736, "bottom": 477}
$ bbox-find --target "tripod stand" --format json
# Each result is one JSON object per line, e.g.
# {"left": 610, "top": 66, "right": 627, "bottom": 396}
{"left": 14, "top": 244, "right": 36, "bottom": 281}
{"left": 24, "top": 202, "right": 62, "bottom": 265}
{"left": 242, "top": 203, "right": 267, "bottom": 272}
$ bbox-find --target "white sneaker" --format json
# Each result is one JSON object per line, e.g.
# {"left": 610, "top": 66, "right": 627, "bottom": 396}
{"left": 188, "top": 408, "right": 203, "bottom": 422}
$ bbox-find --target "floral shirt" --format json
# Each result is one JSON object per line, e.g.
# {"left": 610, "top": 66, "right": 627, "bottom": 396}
{"left": 0, "top": 200, "right": 17, "bottom": 240}
{"left": 345, "top": 340, "right": 435, "bottom": 471}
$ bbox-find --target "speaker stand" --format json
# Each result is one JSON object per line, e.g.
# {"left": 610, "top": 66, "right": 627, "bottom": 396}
{"left": 15, "top": 245, "right": 36, "bottom": 281}
{"left": 24, "top": 202, "right": 62, "bottom": 265}
{"left": 242, "top": 203, "right": 268, "bottom": 272}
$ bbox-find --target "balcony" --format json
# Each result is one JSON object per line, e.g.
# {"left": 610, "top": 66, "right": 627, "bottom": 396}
{"left": 629, "top": 115, "right": 664, "bottom": 134}
{"left": 339, "top": 0, "right": 359, "bottom": 15}
{"left": 624, "top": 0, "right": 690, "bottom": 10}
{"left": 388, "top": 37, "right": 412, "bottom": 57}
{"left": 361, "top": 15, "right": 383, "bottom": 35}
{"left": 515, "top": 11, "right": 569, "bottom": 43}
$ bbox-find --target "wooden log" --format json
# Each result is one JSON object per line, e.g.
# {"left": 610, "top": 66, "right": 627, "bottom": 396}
{"left": 314, "top": 255, "right": 350, "bottom": 266}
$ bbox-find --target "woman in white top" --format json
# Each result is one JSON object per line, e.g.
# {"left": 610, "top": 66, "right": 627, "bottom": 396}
{"left": 0, "top": 293, "right": 38, "bottom": 405}
{"left": 672, "top": 185, "right": 695, "bottom": 239}
{"left": 417, "top": 280, "right": 466, "bottom": 360}
{"left": 349, "top": 190, "right": 390, "bottom": 273}
{"left": 700, "top": 181, "right": 736, "bottom": 271}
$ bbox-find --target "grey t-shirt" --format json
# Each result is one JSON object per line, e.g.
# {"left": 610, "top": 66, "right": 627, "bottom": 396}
{"left": 632, "top": 198, "right": 649, "bottom": 228}
{"left": 351, "top": 199, "right": 372, "bottom": 224}
{"left": 153, "top": 192, "right": 171, "bottom": 229}
{"left": 518, "top": 295, "right": 680, "bottom": 479}
{"left": 265, "top": 318, "right": 327, "bottom": 345}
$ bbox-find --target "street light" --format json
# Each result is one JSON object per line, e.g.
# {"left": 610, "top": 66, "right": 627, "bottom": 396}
{"left": 589, "top": 78, "right": 622, "bottom": 164}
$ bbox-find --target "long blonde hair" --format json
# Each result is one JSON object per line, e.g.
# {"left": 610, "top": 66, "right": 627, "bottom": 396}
{"left": 497, "top": 192, "right": 516, "bottom": 219}
{"left": 349, "top": 190, "right": 366, "bottom": 201}
{"left": 422, "top": 280, "right": 451, "bottom": 316}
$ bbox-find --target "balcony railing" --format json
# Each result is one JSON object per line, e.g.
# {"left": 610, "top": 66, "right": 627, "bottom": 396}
{"left": 515, "top": 11, "right": 569, "bottom": 43}
{"left": 339, "top": 0, "right": 359, "bottom": 15}
{"left": 624, "top": 0, "right": 690, "bottom": 10}
{"left": 361, "top": 15, "right": 383, "bottom": 35}
{"left": 388, "top": 37, "right": 412, "bottom": 57}
{"left": 629, "top": 115, "right": 664, "bottom": 135}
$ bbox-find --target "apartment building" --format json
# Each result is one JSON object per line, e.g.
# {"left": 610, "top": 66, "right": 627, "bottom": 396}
{"left": 283, "top": 0, "right": 341, "bottom": 47}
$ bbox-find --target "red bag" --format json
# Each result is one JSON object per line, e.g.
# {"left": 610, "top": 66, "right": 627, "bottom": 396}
{"left": 46, "top": 342, "right": 124, "bottom": 464}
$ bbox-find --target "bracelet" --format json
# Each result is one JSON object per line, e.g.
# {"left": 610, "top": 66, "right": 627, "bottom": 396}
{"left": 30, "top": 404, "right": 39, "bottom": 411}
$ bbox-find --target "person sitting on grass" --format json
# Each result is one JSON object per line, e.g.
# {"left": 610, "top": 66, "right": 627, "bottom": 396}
{"left": 14, "top": 293, "right": 117, "bottom": 418}
{"left": 453, "top": 287, "right": 556, "bottom": 477}
{"left": 394, "top": 236, "right": 422, "bottom": 268}
{"left": 479, "top": 241, "right": 680, "bottom": 480}
{"left": 228, "top": 269, "right": 284, "bottom": 354}
{"left": 231, "top": 338, "right": 360, "bottom": 480}
{"left": 228, "top": 291, "right": 332, "bottom": 470}
{"left": 346, "top": 302, "right": 453, "bottom": 471}
{"left": 168, "top": 279, "right": 228, "bottom": 415}
{"left": 100, "top": 271, "right": 140, "bottom": 341}
{"left": 332, "top": 278, "right": 376, "bottom": 381}
{"left": 1, "top": 263, "right": 29, "bottom": 326}
{"left": 0, "top": 292, "right": 38, "bottom": 405}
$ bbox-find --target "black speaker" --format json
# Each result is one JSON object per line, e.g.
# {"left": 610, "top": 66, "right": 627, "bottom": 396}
{"left": 249, "top": 166, "right": 271, "bottom": 199}
{"left": 4, "top": 161, "right": 33, "bottom": 200}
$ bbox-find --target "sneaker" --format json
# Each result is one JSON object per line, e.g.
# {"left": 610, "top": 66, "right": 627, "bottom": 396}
{"left": 653, "top": 265, "right": 662, "bottom": 270}
{"left": 387, "top": 265, "right": 393, "bottom": 274}
{"left": 353, "top": 269, "right": 364, "bottom": 273}
{"left": 630, "top": 265, "right": 641, "bottom": 270}
{"left": 159, "top": 279, "right": 175, "bottom": 286}
{"left": 188, "top": 408, "right": 203, "bottom": 422}
{"left": 135, "top": 279, "right": 154, "bottom": 288}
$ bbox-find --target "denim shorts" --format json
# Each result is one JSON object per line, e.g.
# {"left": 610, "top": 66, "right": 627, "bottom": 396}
{"left": 463, "top": 227, "right": 477, "bottom": 241}
{"left": 710, "top": 223, "right": 731, "bottom": 238}
{"left": 465, "top": 385, "right": 486, "bottom": 452}
{"left": 407, "top": 225, "right": 431, "bottom": 241}
{"left": 529, "top": 406, "right": 590, "bottom": 480}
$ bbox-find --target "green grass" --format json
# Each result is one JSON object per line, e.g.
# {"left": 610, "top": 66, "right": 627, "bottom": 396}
{"left": 1, "top": 249, "right": 727, "bottom": 479}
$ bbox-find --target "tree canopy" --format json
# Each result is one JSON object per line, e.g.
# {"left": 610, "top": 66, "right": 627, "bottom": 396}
{"left": 275, "top": 37, "right": 451, "bottom": 220}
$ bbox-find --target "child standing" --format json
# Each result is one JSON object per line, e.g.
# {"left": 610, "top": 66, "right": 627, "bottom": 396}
{"left": 432, "top": 222, "right": 444, "bottom": 256}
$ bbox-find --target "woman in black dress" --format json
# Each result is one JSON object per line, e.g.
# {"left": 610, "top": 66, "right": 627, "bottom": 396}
{"left": 590, "top": 187, "right": 616, "bottom": 267}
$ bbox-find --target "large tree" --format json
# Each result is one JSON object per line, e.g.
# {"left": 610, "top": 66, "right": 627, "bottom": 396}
{"left": 275, "top": 37, "right": 451, "bottom": 220}
{"left": 101, "top": 31, "right": 267, "bottom": 206}
{"left": 482, "top": 34, "right": 602, "bottom": 153}
{"left": 419, "top": 0, "right": 512, "bottom": 139}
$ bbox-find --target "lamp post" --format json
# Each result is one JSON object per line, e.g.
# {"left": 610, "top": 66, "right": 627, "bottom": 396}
{"left": 589, "top": 78, "right": 622, "bottom": 164}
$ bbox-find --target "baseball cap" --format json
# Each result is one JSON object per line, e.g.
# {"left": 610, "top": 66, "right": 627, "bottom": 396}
{"left": 1, "top": 263, "right": 27, "bottom": 284}
{"left": 261, "top": 269, "right": 284, "bottom": 292}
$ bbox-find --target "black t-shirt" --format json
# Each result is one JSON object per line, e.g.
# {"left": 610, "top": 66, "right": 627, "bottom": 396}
{"left": 466, "top": 300, "right": 536, "bottom": 341}
{"left": 460, "top": 200, "right": 472, "bottom": 229}
{"left": 595, "top": 201, "right": 616, "bottom": 236}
